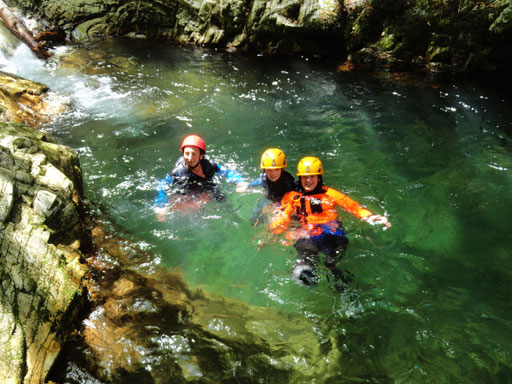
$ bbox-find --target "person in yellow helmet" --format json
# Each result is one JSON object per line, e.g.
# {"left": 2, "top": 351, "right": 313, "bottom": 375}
{"left": 270, "top": 156, "right": 391, "bottom": 287}
{"left": 237, "top": 148, "right": 297, "bottom": 225}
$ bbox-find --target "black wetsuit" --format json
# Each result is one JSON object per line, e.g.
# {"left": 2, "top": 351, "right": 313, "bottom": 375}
{"left": 170, "top": 157, "right": 223, "bottom": 199}
{"left": 250, "top": 170, "right": 296, "bottom": 225}
{"left": 260, "top": 170, "right": 296, "bottom": 203}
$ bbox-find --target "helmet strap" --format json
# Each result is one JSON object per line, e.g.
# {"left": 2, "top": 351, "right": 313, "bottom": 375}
{"left": 188, "top": 160, "right": 201, "bottom": 169}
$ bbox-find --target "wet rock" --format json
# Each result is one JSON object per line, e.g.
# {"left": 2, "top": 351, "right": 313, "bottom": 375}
{"left": 0, "top": 168, "right": 14, "bottom": 221}
{"left": 0, "top": 123, "right": 88, "bottom": 384}
{"left": 33, "top": 189, "right": 58, "bottom": 220}
{"left": 0, "top": 71, "right": 68, "bottom": 127}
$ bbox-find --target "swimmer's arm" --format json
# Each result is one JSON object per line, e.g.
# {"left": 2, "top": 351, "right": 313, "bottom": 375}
{"left": 329, "top": 188, "right": 391, "bottom": 228}
{"left": 269, "top": 213, "right": 290, "bottom": 234}
{"left": 217, "top": 164, "right": 245, "bottom": 183}
{"left": 268, "top": 194, "right": 294, "bottom": 234}
{"left": 248, "top": 178, "right": 263, "bottom": 187}
{"left": 154, "top": 175, "right": 173, "bottom": 208}
{"left": 328, "top": 188, "right": 372, "bottom": 219}
{"left": 236, "top": 177, "right": 263, "bottom": 192}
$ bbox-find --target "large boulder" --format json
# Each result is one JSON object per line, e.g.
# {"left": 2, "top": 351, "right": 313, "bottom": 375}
{"left": 0, "top": 123, "right": 88, "bottom": 384}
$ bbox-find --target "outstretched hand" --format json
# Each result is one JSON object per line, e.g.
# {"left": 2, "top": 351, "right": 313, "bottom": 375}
{"left": 364, "top": 214, "right": 391, "bottom": 229}
{"left": 253, "top": 230, "right": 279, "bottom": 250}
{"left": 155, "top": 207, "right": 167, "bottom": 222}
{"left": 236, "top": 181, "right": 250, "bottom": 193}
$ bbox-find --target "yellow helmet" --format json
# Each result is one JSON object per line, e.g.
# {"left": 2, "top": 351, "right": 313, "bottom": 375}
{"left": 297, "top": 156, "right": 324, "bottom": 176}
{"left": 260, "top": 148, "right": 287, "bottom": 169}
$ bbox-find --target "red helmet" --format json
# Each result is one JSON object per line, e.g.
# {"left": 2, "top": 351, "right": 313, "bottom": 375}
{"left": 180, "top": 134, "right": 206, "bottom": 153}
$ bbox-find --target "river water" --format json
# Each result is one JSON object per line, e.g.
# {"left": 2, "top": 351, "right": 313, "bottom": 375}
{"left": 3, "top": 35, "right": 512, "bottom": 382}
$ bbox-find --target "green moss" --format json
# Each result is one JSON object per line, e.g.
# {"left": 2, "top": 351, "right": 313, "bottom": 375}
{"left": 375, "top": 30, "right": 396, "bottom": 51}
{"left": 427, "top": 45, "right": 452, "bottom": 62}
{"left": 348, "top": 0, "right": 511, "bottom": 70}
{"left": 490, "top": 2, "right": 512, "bottom": 34}
{"left": 73, "top": 18, "right": 108, "bottom": 40}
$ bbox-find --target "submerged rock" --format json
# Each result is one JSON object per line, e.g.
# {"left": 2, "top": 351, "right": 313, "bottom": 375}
{"left": 48, "top": 221, "right": 340, "bottom": 383}
{"left": 0, "top": 123, "right": 88, "bottom": 384}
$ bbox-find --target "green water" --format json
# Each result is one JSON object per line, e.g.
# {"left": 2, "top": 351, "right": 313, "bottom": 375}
{"left": 25, "top": 38, "right": 512, "bottom": 382}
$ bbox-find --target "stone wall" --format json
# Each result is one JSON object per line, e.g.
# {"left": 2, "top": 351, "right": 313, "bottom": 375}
{"left": 0, "top": 124, "right": 87, "bottom": 384}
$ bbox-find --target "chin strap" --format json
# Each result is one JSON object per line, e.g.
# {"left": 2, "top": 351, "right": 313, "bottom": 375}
{"left": 188, "top": 160, "right": 201, "bottom": 169}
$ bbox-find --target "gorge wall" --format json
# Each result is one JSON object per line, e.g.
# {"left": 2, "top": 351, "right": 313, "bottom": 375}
{"left": 8, "top": 0, "right": 512, "bottom": 72}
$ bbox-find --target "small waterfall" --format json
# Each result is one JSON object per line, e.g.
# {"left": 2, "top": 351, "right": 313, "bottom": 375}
{"left": 0, "top": 23, "right": 135, "bottom": 123}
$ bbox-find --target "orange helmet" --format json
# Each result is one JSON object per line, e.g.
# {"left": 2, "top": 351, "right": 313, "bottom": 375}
{"left": 180, "top": 135, "right": 206, "bottom": 153}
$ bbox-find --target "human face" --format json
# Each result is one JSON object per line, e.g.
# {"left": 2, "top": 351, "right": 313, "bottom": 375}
{"left": 264, "top": 168, "right": 282, "bottom": 182}
{"left": 301, "top": 175, "right": 318, "bottom": 192}
{"left": 183, "top": 146, "right": 203, "bottom": 168}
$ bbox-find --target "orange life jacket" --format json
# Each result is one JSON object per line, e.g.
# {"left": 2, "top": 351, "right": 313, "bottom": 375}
{"left": 270, "top": 186, "right": 372, "bottom": 235}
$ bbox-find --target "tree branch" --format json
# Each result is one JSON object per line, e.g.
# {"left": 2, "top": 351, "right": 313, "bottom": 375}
{"left": 0, "top": 0, "right": 50, "bottom": 59}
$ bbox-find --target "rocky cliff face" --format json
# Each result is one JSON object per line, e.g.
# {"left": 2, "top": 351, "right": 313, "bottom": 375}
{"left": 0, "top": 124, "right": 88, "bottom": 384}
{"left": 11, "top": 0, "right": 512, "bottom": 72}
{"left": 11, "top": 0, "right": 347, "bottom": 58}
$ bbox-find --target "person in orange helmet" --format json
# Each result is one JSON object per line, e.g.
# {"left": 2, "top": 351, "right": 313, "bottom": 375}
{"left": 270, "top": 156, "right": 391, "bottom": 287}
{"left": 154, "top": 134, "right": 244, "bottom": 219}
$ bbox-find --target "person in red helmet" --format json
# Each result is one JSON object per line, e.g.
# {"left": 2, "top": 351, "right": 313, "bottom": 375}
{"left": 155, "top": 134, "right": 244, "bottom": 219}
{"left": 269, "top": 156, "right": 390, "bottom": 288}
